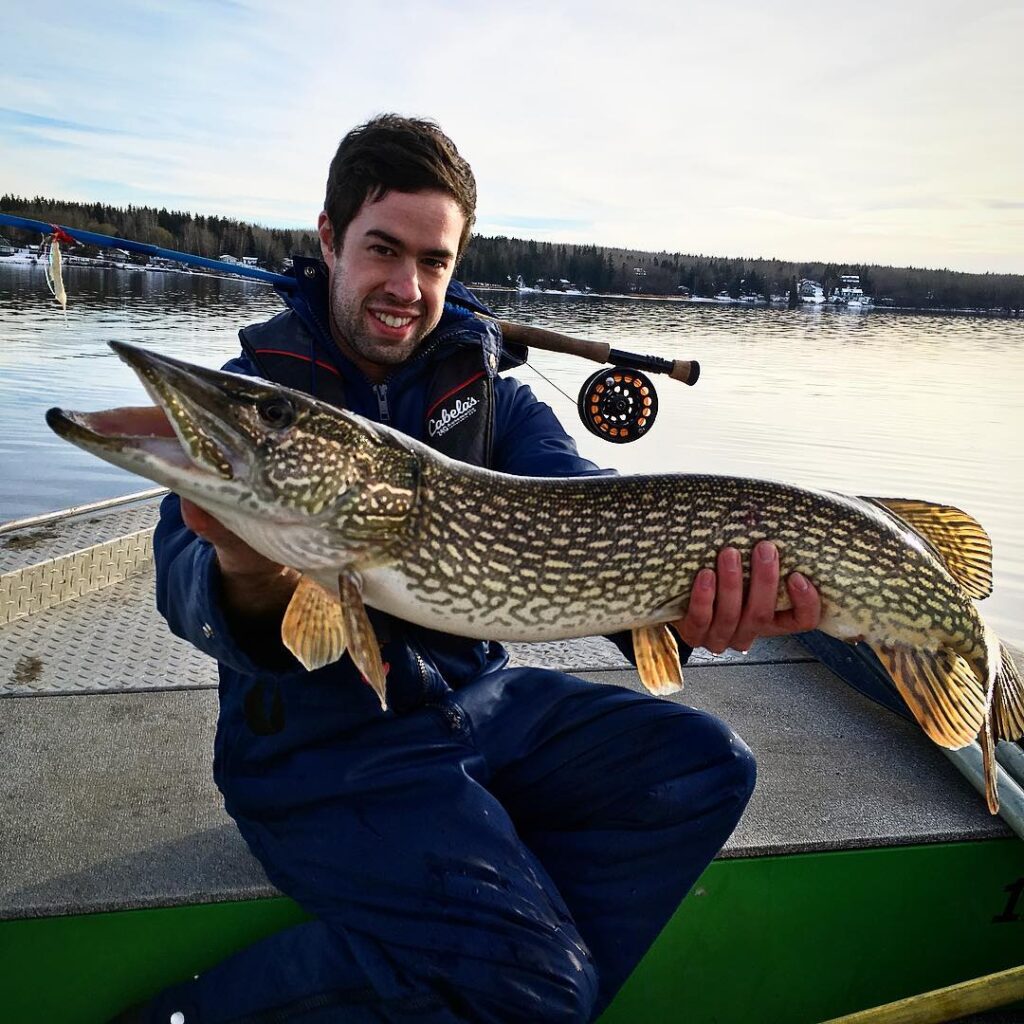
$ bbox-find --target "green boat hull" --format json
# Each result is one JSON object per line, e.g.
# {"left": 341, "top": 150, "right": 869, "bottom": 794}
{"left": 4, "top": 839, "right": 1022, "bottom": 1023}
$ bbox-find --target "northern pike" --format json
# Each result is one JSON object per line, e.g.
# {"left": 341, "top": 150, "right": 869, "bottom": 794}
{"left": 47, "top": 342, "right": 1024, "bottom": 811}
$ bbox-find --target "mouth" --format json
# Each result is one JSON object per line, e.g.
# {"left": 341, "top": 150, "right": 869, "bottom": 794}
{"left": 46, "top": 342, "right": 243, "bottom": 483}
{"left": 367, "top": 307, "right": 419, "bottom": 339}
{"left": 45, "top": 403, "right": 189, "bottom": 464}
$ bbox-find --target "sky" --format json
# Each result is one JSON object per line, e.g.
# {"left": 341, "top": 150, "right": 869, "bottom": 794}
{"left": 2, "top": 0, "right": 1022, "bottom": 275}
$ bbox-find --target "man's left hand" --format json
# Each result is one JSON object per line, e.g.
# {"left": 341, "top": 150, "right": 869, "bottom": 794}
{"left": 671, "top": 541, "right": 821, "bottom": 655}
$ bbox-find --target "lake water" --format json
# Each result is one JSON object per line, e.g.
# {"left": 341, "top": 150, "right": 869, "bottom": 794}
{"left": 2, "top": 261, "right": 1023, "bottom": 645}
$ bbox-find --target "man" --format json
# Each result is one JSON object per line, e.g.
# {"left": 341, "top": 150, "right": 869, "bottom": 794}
{"left": 127, "top": 115, "right": 821, "bottom": 1023}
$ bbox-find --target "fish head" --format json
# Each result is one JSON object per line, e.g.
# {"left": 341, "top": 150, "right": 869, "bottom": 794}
{"left": 46, "top": 342, "right": 421, "bottom": 560}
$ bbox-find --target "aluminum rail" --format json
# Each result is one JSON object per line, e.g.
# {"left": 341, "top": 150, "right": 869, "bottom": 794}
{"left": 0, "top": 487, "right": 168, "bottom": 536}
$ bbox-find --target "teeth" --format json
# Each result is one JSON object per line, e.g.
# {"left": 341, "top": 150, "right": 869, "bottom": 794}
{"left": 374, "top": 312, "right": 413, "bottom": 329}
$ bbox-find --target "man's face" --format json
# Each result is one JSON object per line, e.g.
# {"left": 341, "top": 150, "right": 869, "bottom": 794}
{"left": 318, "top": 189, "right": 465, "bottom": 382}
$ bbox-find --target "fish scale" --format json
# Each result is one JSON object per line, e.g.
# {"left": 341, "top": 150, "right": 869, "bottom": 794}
{"left": 45, "top": 341, "right": 1024, "bottom": 812}
{"left": 382, "top": 469, "right": 977, "bottom": 647}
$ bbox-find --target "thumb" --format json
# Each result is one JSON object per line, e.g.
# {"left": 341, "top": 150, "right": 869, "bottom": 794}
{"left": 180, "top": 498, "right": 222, "bottom": 539}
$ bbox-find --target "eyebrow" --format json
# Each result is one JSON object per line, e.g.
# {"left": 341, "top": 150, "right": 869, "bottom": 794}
{"left": 364, "top": 229, "right": 455, "bottom": 262}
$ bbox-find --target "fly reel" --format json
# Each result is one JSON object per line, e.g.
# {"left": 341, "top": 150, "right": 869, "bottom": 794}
{"left": 578, "top": 367, "right": 658, "bottom": 443}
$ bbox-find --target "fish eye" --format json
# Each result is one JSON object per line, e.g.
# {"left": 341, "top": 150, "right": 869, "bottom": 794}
{"left": 256, "top": 397, "right": 296, "bottom": 429}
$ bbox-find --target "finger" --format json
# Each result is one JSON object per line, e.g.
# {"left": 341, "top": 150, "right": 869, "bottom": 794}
{"left": 179, "top": 498, "right": 283, "bottom": 575}
{"left": 770, "top": 572, "right": 822, "bottom": 634}
{"left": 180, "top": 498, "right": 221, "bottom": 539}
{"left": 704, "top": 548, "right": 744, "bottom": 653}
{"left": 730, "top": 541, "right": 780, "bottom": 651}
{"left": 674, "top": 568, "right": 716, "bottom": 647}
{"left": 180, "top": 499, "right": 244, "bottom": 552}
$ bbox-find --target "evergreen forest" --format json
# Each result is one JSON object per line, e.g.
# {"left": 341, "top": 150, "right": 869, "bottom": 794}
{"left": 2, "top": 194, "right": 1021, "bottom": 313}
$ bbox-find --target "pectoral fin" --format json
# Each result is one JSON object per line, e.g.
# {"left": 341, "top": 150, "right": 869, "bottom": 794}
{"left": 338, "top": 573, "right": 389, "bottom": 711}
{"left": 281, "top": 574, "right": 348, "bottom": 671}
{"left": 632, "top": 624, "right": 684, "bottom": 696}
{"left": 867, "top": 640, "right": 987, "bottom": 748}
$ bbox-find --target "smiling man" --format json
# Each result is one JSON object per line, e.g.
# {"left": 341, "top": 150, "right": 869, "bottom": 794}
{"left": 320, "top": 189, "right": 461, "bottom": 373}
{"left": 120, "top": 115, "right": 819, "bottom": 1023}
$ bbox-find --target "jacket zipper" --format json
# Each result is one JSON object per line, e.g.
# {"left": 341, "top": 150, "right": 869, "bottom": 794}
{"left": 369, "top": 328, "right": 470, "bottom": 426}
{"left": 373, "top": 383, "right": 390, "bottom": 423}
{"left": 413, "top": 649, "right": 430, "bottom": 692}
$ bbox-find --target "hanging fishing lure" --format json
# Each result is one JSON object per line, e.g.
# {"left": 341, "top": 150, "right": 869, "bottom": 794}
{"left": 41, "top": 225, "right": 76, "bottom": 322}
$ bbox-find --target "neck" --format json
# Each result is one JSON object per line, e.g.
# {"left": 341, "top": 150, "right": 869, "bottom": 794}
{"left": 333, "top": 332, "right": 391, "bottom": 384}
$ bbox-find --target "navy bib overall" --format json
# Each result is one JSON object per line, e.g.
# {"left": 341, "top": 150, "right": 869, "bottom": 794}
{"left": 146, "top": 263, "right": 756, "bottom": 1023}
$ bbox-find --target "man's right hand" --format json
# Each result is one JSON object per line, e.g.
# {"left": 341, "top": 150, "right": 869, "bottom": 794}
{"left": 180, "top": 499, "right": 282, "bottom": 576}
{"left": 180, "top": 498, "right": 300, "bottom": 620}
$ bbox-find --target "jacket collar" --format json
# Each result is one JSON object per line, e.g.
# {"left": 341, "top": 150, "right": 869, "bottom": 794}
{"left": 280, "top": 256, "right": 526, "bottom": 381}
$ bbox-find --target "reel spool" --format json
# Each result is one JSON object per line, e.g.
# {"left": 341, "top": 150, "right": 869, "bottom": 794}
{"left": 578, "top": 366, "right": 658, "bottom": 443}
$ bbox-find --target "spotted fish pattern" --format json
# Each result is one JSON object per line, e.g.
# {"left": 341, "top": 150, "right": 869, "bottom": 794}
{"left": 46, "top": 342, "right": 1024, "bottom": 813}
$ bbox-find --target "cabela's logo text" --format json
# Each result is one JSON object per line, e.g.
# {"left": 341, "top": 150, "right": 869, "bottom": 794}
{"left": 428, "top": 395, "right": 479, "bottom": 437}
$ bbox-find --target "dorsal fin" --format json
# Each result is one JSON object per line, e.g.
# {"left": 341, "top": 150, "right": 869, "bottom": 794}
{"left": 861, "top": 497, "right": 993, "bottom": 599}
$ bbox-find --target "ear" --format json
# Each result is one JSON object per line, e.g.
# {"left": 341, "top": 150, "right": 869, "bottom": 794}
{"left": 317, "top": 212, "right": 337, "bottom": 267}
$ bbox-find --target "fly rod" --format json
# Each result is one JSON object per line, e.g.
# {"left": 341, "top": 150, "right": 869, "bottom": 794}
{"left": 0, "top": 213, "right": 291, "bottom": 286}
{"left": 487, "top": 317, "right": 699, "bottom": 386}
{"left": 0, "top": 212, "right": 699, "bottom": 441}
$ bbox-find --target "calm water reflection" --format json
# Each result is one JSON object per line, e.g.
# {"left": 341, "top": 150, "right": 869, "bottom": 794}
{"left": 2, "top": 263, "right": 1022, "bottom": 643}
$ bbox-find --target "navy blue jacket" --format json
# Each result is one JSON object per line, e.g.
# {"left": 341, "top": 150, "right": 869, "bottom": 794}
{"left": 153, "top": 266, "right": 615, "bottom": 718}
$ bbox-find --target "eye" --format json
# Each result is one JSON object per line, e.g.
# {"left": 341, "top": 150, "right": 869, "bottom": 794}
{"left": 256, "top": 397, "right": 296, "bottom": 429}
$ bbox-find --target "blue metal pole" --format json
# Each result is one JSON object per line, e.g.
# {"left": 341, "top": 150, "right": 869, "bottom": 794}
{"left": 0, "top": 212, "right": 296, "bottom": 288}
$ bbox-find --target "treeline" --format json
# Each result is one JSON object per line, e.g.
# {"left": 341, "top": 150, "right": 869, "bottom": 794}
{"left": 2, "top": 195, "right": 1022, "bottom": 312}
{"left": 459, "top": 236, "right": 1024, "bottom": 312}
{"left": 0, "top": 195, "right": 320, "bottom": 266}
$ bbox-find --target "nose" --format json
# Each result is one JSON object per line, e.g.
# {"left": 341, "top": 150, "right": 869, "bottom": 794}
{"left": 385, "top": 258, "right": 421, "bottom": 305}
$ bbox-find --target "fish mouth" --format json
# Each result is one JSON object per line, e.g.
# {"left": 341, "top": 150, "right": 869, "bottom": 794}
{"left": 45, "top": 341, "right": 252, "bottom": 491}
{"left": 45, "top": 403, "right": 196, "bottom": 471}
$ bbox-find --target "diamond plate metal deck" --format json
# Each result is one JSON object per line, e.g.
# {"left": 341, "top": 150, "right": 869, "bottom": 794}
{"left": 0, "top": 527, "right": 155, "bottom": 628}
{"left": 0, "top": 493, "right": 810, "bottom": 696}
{"left": 0, "top": 499, "right": 161, "bottom": 575}
{"left": 0, "top": 567, "right": 216, "bottom": 696}
{"left": 0, "top": 499, "right": 1015, "bottom": 924}
{"left": 0, "top": 557, "right": 810, "bottom": 697}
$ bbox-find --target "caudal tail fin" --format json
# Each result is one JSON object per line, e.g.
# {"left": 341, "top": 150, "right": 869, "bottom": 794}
{"left": 976, "top": 642, "right": 1024, "bottom": 815}
{"left": 993, "top": 642, "right": 1024, "bottom": 742}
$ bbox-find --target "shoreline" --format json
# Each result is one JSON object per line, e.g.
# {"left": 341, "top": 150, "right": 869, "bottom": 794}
{"left": 0, "top": 249, "right": 267, "bottom": 286}
{"left": 2, "top": 254, "right": 1019, "bottom": 318}
{"left": 468, "top": 284, "right": 1024, "bottom": 318}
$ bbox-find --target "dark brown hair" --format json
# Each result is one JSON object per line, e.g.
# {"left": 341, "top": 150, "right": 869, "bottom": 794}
{"left": 324, "top": 114, "right": 477, "bottom": 255}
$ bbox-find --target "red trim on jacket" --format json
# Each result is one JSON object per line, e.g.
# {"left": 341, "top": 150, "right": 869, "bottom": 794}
{"left": 426, "top": 371, "right": 486, "bottom": 418}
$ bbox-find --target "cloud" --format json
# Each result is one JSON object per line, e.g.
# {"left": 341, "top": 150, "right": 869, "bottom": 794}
{"left": 485, "top": 215, "right": 593, "bottom": 234}
{"left": 0, "top": 108, "right": 127, "bottom": 136}
{"left": 1, "top": 0, "right": 1022, "bottom": 274}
